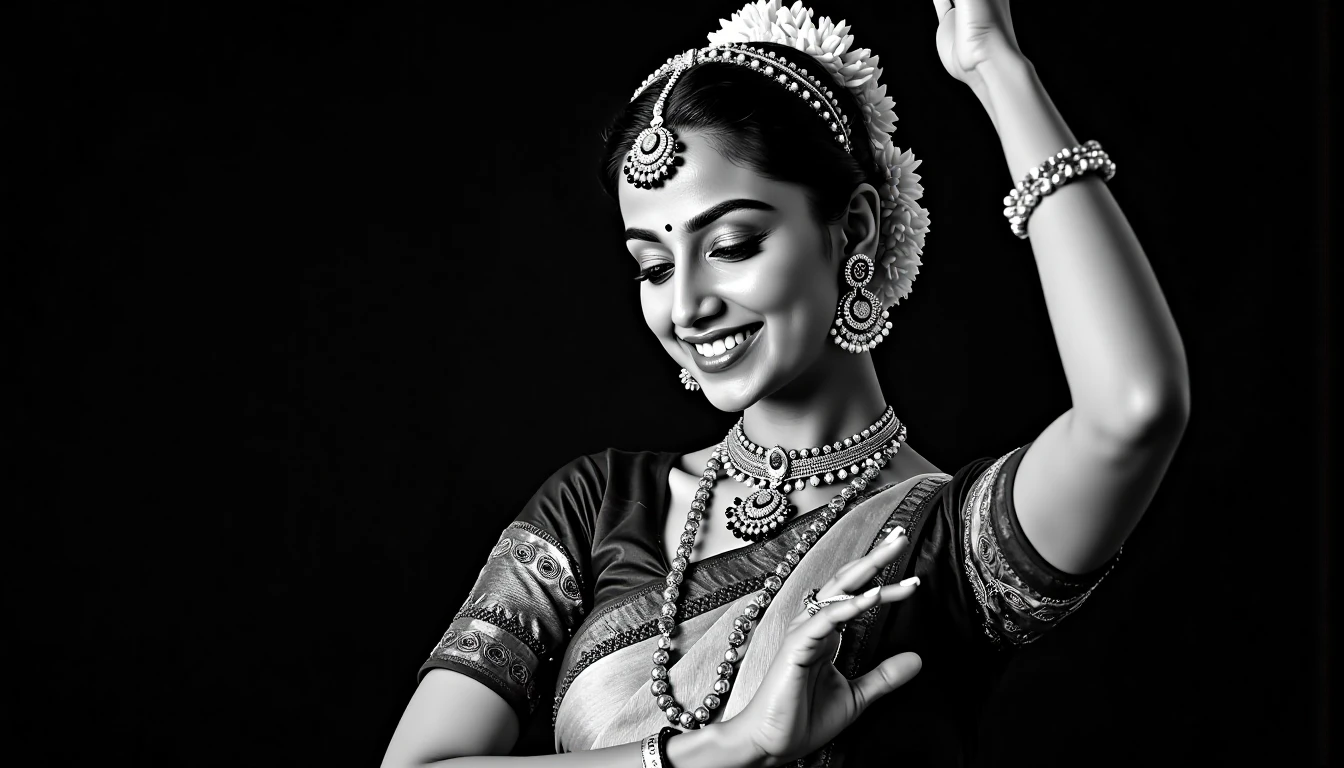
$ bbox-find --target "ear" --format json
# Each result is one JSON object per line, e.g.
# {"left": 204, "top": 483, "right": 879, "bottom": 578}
{"left": 835, "top": 182, "right": 882, "bottom": 263}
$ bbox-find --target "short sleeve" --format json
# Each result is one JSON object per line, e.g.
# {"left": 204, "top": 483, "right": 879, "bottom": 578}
{"left": 958, "top": 441, "right": 1122, "bottom": 648}
{"left": 417, "top": 452, "right": 608, "bottom": 721}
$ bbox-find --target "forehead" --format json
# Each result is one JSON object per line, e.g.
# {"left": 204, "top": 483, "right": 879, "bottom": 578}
{"left": 617, "top": 131, "right": 806, "bottom": 229}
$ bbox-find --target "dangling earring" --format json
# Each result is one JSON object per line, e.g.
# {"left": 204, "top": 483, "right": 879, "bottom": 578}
{"left": 679, "top": 367, "right": 701, "bottom": 391}
{"left": 831, "top": 253, "right": 891, "bottom": 354}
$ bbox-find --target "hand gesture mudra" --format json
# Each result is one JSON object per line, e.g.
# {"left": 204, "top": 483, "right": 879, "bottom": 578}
{"left": 722, "top": 528, "right": 922, "bottom": 766}
{"left": 933, "top": 0, "right": 1025, "bottom": 89}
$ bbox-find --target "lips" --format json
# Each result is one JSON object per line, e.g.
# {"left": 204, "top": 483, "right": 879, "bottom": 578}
{"left": 684, "top": 323, "right": 763, "bottom": 375}
{"left": 690, "top": 326, "right": 756, "bottom": 358}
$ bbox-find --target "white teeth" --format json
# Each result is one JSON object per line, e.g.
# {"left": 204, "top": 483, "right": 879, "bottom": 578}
{"left": 691, "top": 327, "right": 760, "bottom": 357}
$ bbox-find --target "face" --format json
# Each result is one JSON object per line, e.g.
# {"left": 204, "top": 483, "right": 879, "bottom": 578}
{"left": 619, "top": 131, "right": 847, "bottom": 412}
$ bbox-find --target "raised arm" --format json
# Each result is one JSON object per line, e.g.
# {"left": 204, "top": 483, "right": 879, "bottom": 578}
{"left": 932, "top": 0, "right": 1190, "bottom": 574}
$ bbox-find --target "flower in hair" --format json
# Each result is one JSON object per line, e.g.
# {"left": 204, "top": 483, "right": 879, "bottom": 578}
{"left": 709, "top": 1, "right": 898, "bottom": 150}
{"left": 708, "top": 0, "right": 929, "bottom": 307}
{"left": 874, "top": 143, "right": 929, "bottom": 306}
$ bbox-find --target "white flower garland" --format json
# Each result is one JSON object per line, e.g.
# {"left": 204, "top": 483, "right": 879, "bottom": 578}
{"left": 708, "top": 0, "right": 930, "bottom": 308}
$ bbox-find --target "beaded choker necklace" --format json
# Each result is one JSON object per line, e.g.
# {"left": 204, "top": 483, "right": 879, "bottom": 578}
{"left": 649, "top": 407, "right": 908, "bottom": 730}
{"left": 721, "top": 406, "right": 905, "bottom": 542}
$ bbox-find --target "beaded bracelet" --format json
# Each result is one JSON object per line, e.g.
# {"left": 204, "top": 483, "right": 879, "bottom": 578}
{"left": 1003, "top": 139, "right": 1117, "bottom": 239}
{"left": 640, "top": 726, "right": 680, "bottom": 768}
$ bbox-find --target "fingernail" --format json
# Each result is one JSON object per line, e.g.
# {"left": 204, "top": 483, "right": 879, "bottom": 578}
{"left": 899, "top": 576, "right": 921, "bottom": 587}
{"left": 883, "top": 526, "right": 906, "bottom": 544}
{"left": 864, "top": 585, "right": 882, "bottom": 598}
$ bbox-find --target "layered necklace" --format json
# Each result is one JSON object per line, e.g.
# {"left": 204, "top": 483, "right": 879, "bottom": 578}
{"left": 650, "top": 407, "right": 908, "bottom": 730}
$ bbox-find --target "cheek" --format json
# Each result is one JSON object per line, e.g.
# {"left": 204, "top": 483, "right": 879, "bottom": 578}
{"left": 750, "top": 253, "right": 836, "bottom": 328}
{"left": 640, "top": 283, "right": 674, "bottom": 338}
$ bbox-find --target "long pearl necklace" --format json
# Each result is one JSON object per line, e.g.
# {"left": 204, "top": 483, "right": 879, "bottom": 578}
{"left": 649, "top": 409, "right": 909, "bottom": 730}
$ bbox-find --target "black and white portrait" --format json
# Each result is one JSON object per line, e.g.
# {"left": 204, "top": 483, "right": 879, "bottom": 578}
{"left": 19, "top": 1, "right": 1336, "bottom": 766}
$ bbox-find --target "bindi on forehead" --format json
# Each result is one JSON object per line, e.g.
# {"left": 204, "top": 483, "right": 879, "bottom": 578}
{"left": 665, "top": 224, "right": 673, "bottom": 232}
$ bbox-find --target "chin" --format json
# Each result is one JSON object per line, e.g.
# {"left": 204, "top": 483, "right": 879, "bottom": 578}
{"left": 698, "top": 383, "right": 757, "bottom": 414}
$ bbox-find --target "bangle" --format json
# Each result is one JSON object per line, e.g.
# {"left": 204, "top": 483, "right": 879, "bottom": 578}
{"left": 1003, "top": 139, "right": 1117, "bottom": 239}
{"left": 640, "top": 726, "right": 680, "bottom": 768}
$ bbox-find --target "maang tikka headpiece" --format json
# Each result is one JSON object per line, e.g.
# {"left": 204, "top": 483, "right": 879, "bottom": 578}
{"left": 622, "top": 0, "right": 933, "bottom": 310}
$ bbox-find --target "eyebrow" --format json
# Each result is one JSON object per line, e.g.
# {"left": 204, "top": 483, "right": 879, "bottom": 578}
{"left": 624, "top": 198, "right": 777, "bottom": 242}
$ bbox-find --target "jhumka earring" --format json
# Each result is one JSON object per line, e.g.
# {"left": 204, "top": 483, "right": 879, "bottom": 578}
{"left": 831, "top": 253, "right": 891, "bottom": 353}
{"left": 678, "top": 367, "right": 701, "bottom": 391}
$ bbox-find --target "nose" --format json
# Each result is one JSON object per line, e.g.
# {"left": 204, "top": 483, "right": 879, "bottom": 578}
{"left": 669, "top": 258, "right": 725, "bottom": 330}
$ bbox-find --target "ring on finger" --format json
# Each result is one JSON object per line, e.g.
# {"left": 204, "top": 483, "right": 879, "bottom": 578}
{"left": 803, "top": 587, "right": 856, "bottom": 617}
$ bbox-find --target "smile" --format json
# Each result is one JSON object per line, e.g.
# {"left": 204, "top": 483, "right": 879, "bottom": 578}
{"left": 693, "top": 327, "right": 755, "bottom": 358}
{"left": 681, "top": 323, "right": 763, "bottom": 375}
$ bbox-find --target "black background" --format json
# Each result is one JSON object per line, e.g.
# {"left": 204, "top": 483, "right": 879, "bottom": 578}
{"left": 19, "top": 1, "right": 1337, "bottom": 765}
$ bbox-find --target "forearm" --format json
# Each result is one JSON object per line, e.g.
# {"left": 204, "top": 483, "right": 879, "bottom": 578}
{"left": 973, "top": 56, "right": 1190, "bottom": 436}
{"left": 430, "top": 722, "right": 762, "bottom": 768}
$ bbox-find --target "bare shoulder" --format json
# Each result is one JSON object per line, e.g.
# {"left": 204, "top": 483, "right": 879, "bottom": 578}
{"left": 893, "top": 441, "right": 942, "bottom": 477}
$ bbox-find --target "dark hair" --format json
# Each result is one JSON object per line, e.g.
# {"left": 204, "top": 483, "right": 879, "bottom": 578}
{"left": 599, "top": 43, "right": 883, "bottom": 226}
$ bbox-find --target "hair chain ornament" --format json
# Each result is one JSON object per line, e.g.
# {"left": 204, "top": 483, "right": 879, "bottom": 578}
{"left": 624, "top": 0, "right": 936, "bottom": 310}
{"left": 624, "top": 49, "right": 697, "bottom": 189}
{"left": 648, "top": 407, "right": 909, "bottom": 730}
{"left": 832, "top": 253, "right": 890, "bottom": 353}
{"left": 626, "top": 43, "right": 853, "bottom": 190}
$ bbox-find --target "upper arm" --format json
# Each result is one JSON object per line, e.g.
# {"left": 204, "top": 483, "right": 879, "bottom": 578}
{"left": 381, "top": 669, "right": 520, "bottom": 766}
{"left": 383, "top": 454, "right": 604, "bottom": 763}
{"left": 1013, "top": 404, "right": 1187, "bottom": 575}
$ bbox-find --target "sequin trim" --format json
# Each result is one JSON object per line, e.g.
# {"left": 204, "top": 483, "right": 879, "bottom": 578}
{"left": 550, "top": 576, "right": 767, "bottom": 727}
{"left": 454, "top": 605, "right": 549, "bottom": 657}
{"left": 427, "top": 617, "right": 541, "bottom": 711}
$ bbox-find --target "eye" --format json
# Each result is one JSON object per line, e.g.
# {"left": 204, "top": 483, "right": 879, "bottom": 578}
{"left": 633, "top": 263, "right": 673, "bottom": 285}
{"left": 706, "top": 231, "right": 770, "bottom": 261}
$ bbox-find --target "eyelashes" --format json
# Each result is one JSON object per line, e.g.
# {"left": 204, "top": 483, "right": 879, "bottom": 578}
{"left": 633, "top": 263, "right": 673, "bottom": 284}
{"left": 633, "top": 231, "right": 771, "bottom": 285}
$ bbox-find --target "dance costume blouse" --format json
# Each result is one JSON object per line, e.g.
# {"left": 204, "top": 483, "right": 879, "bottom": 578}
{"left": 417, "top": 444, "right": 1121, "bottom": 766}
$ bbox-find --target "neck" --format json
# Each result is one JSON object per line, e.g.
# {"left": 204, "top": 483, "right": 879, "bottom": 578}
{"left": 740, "top": 349, "right": 891, "bottom": 450}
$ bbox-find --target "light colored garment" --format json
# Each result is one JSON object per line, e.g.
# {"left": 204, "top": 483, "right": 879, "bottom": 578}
{"left": 555, "top": 473, "right": 948, "bottom": 753}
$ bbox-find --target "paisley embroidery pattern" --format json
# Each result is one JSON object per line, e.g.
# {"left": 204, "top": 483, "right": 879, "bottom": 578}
{"left": 959, "top": 447, "right": 1122, "bottom": 647}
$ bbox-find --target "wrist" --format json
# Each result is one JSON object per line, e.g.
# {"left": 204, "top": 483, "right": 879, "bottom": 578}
{"left": 968, "top": 53, "right": 1037, "bottom": 126}
{"left": 663, "top": 721, "right": 768, "bottom": 768}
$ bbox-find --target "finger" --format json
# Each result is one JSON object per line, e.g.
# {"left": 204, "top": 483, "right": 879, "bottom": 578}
{"left": 802, "top": 579, "right": 921, "bottom": 644}
{"left": 788, "top": 580, "right": 921, "bottom": 665}
{"left": 932, "top": 0, "right": 953, "bottom": 19}
{"left": 849, "top": 651, "right": 923, "bottom": 713}
{"left": 817, "top": 528, "right": 908, "bottom": 598}
{"left": 824, "top": 527, "right": 906, "bottom": 590}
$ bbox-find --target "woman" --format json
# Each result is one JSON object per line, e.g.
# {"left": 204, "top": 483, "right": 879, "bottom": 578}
{"left": 383, "top": 1, "right": 1189, "bottom": 765}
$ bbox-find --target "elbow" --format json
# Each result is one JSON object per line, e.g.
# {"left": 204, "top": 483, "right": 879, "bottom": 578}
{"left": 1129, "top": 379, "right": 1190, "bottom": 436}
{"left": 1085, "top": 382, "right": 1191, "bottom": 451}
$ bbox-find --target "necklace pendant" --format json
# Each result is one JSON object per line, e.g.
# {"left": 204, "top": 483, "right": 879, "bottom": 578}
{"left": 725, "top": 485, "right": 794, "bottom": 542}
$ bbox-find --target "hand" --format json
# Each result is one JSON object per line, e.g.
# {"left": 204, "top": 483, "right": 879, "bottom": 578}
{"left": 722, "top": 529, "right": 922, "bottom": 767}
{"left": 932, "top": 0, "right": 1027, "bottom": 91}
